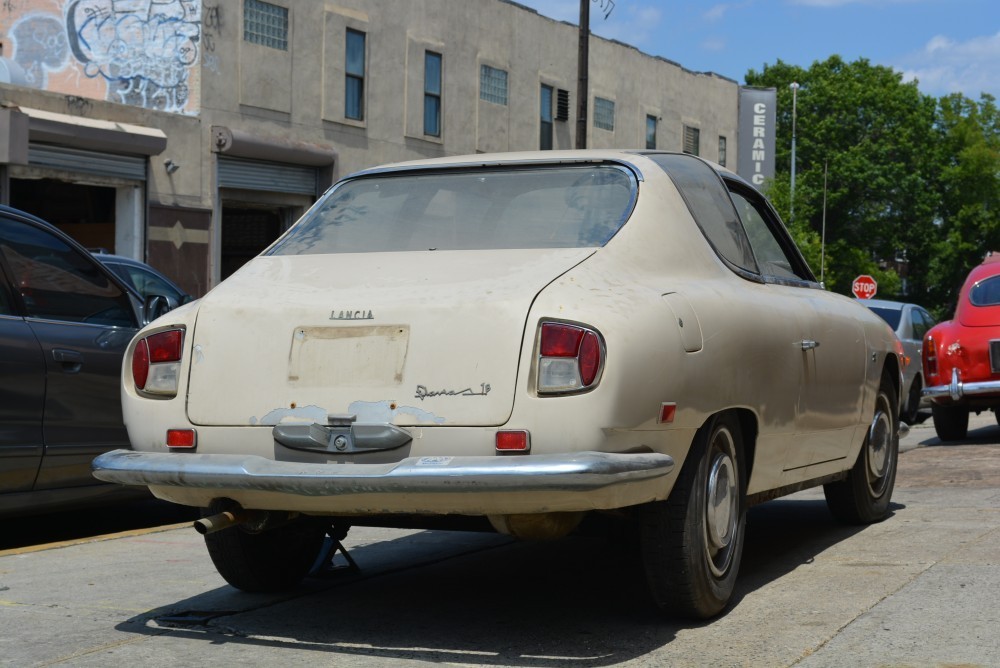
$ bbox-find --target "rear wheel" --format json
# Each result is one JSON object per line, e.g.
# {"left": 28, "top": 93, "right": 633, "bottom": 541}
{"left": 824, "top": 375, "right": 898, "bottom": 524}
{"left": 203, "top": 501, "right": 326, "bottom": 593}
{"left": 640, "top": 412, "right": 746, "bottom": 619}
{"left": 932, "top": 403, "right": 969, "bottom": 442}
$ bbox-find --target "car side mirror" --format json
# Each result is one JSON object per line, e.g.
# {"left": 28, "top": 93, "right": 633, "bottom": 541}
{"left": 143, "top": 294, "right": 178, "bottom": 325}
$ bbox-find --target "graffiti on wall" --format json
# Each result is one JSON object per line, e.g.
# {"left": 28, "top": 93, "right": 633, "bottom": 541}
{"left": 2, "top": 0, "right": 202, "bottom": 115}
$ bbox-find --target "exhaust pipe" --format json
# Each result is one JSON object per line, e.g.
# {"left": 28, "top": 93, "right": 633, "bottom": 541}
{"left": 194, "top": 509, "right": 247, "bottom": 535}
{"left": 193, "top": 508, "right": 300, "bottom": 535}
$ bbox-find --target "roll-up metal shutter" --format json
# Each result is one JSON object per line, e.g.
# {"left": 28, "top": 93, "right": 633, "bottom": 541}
{"left": 217, "top": 156, "right": 317, "bottom": 196}
{"left": 28, "top": 143, "right": 147, "bottom": 181}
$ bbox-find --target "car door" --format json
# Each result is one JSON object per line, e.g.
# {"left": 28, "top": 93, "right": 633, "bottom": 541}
{"left": 0, "top": 214, "right": 139, "bottom": 492}
{"left": 0, "top": 261, "right": 45, "bottom": 494}
{"left": 727, "top": 183, "right": 865, "bottom": 471}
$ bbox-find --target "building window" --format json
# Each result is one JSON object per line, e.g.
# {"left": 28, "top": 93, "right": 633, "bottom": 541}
{"left": 345, "top": 29, "right": 365, "bottom": 120}
{"left": 556, "top": 89, "right": 570, "bottom": 121}
{"left": 594, "top": 97, "right": 615, "bottom": 131}
{"left": 540, "top": 84, "right": 553, "bottom": 150}
{"left": 243, "top": 0, "right": 288, "bottom": 51}
{"left": 683, "top": 125, "right": 700, "bottom": 155}
{"left": 424, "top": 51, "right": 442, "bottom": 137}
{"left": 718, "top": 136, "right": 727, "bottom": 167}
{"left": 480, "top": 65, "right": 508, "bottom": 105}
{"left": 646, "top": 115, "right": 657, "bottom": 149}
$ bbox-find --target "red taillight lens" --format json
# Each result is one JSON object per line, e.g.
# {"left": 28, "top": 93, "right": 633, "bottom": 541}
{"left": 132, "top": 339, "right": 150, "bottom": 390}
{"left": 496, "top": 430, "right": 530, "bottom": 452}
{"left": 538, "top": 322, "right": 604, "bottom": 394}
{"left": 147, "top": 330, "right": 183, "bottom": 363}
{"left": 132, "top": 329, "right": 184, "bottom": 396}
{"left": 578, "top": 331, "right": 601, "bottom": 386}
{"left": 925, "top": 335, "right": 937, "bottom": 377}
{"left": 540, "top": 323, "right": 583, "bottom": 357}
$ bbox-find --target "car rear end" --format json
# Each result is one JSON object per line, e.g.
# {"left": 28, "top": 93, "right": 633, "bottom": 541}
{"left": 95, "top": 156, "right": 680, "bottom": 524}
{"left": 924, "top": 263, "right": 1000, "bottom": 407}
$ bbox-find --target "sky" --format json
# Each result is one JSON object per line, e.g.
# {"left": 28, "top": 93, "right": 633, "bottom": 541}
{"left": 512, "top": 0, "right": 1000, "bottom": 100}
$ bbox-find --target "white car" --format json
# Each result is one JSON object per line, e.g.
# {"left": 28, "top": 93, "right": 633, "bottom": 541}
{"left": 94, "top": 150, "right": 904, "bottom": 619}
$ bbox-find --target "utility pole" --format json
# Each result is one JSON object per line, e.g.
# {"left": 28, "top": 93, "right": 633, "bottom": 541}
{"left": 576, "top": 0, "right": 589, "bottom": 149}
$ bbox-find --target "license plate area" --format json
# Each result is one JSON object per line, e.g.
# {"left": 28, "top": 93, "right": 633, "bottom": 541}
{"left": 288, "top": 325, "right": 409, "bottom": 387}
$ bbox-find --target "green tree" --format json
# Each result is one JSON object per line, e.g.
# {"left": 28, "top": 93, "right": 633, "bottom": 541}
{"left": 745, "top": 57, "right": 939, "bottom": 301}
{"left": 926, "top": 94, "right": 1000, "bottom": 319}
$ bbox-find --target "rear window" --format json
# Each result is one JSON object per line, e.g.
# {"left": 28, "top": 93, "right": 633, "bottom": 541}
{"left": 970, "top": 276, "right": 1000, "bottom": 307}
{"left": 268, "top": 165, "right": 636, "bottom": 255}
{"left": 867, "top": 306, "right": 902, "bottom": 330}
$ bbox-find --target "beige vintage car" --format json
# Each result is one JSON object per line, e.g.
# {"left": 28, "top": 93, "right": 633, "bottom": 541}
{"left": 94, "top": 150, "right": 904, "bottom": 619}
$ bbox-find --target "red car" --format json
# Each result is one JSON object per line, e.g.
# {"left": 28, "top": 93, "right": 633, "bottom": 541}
{"left": 923, "top": 254, "right": 1000, "bottom": 440}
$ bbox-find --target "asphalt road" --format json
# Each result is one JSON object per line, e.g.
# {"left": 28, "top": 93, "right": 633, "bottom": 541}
{"left": 1, "top": 413, "right": 998, "bottom": 667}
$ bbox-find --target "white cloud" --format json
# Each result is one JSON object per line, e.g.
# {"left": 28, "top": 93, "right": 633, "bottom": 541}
{"left": 896, "top": 31, "right": 1000, "bottom": 98}
{"left": 590, "top": 4, "right": 664, "bottom": 49}
{"left": 701, "top": 37, "right": 728, "bottom": 52}
{"left": 704, "top": 2, "right": 752, "bottom": 21}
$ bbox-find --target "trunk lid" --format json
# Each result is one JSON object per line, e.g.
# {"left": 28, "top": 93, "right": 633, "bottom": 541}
{"left": 186, "top": 249, "right": 591, "bottom": 427}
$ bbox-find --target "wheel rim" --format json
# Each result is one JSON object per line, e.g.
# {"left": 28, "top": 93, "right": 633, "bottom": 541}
{"left": 865, "top": 391, "right": 894, "bottom": 497}
{"left": 704, "top": 426, "right": 739, "bottom": 578}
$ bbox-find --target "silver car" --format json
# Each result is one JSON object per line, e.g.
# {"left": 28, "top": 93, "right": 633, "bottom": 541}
{"left": 860, "top": 299, "right": 936, "bottom": 423}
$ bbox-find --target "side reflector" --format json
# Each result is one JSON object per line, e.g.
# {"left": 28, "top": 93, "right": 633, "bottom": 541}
{"left": 658, "top": 403, "right": 676, "bottom": 424}
{"left": 496, "top": 430, "right": 530, "bottom": 453}
{"left": 167, "top": 429, "right": 197, "bottom": 449}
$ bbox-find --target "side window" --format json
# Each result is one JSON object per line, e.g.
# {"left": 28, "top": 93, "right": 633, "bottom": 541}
{"left": 648, "top": 154, "right": 758, "bottom": 274}
{"left": 0, "top": 218, "right": 135, "bottom": 328}
{"left": 728, "top": 188, "right": 812, "bottom": 283}
{"left": 918, "top": 308, "right": 936, "bottom": 334}
{"left": 910, "top": 309, "right": 926, "bottom": 340}
{"left": 121, "top": 264, "right": 184, "bottom": 302}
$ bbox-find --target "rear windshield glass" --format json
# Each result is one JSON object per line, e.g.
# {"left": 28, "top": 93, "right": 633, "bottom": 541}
{"left": 970, "top": 276, "right": 1000, "bottom": 306}
{"left": 867, "top": 306, "right": 902, "bottom": 330}
{"left": 268, "top": 165, "right": 635, "bottom": 255}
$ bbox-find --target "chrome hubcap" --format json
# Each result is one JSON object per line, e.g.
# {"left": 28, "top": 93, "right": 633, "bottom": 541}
{"left": 866, "top": 391, "right": 895, "bottom": 497}
{"left": 705, "top": 428, "right": 738, "bottom": 577}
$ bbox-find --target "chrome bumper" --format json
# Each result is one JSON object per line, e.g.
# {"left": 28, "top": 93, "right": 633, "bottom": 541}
{"left": 922, "top": 368, "right": 1000, "bottom": 401}
{"left": 92, "top": 449, "right": 674, "bottom": 513}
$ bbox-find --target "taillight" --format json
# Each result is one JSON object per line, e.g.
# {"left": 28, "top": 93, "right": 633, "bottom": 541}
{"left": 133, "top": 329, "right": 184, "bottom": 396}
{"left": 924, "top": 335, "right": 937, "bottom": 377}
{"left": 537, "top": 322, "right": 604, "bottom": 394}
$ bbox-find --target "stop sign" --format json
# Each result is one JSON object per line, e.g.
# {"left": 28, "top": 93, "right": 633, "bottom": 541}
{"left": 852, "top": 274, "right": 878, "bottom": 299}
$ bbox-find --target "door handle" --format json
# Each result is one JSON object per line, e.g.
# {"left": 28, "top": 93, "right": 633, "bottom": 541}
{"left": 52, "top": 348, "right": 83, "bottom": 372}
{"left": 800, "top": 340, "right": 820, "bottom": 351}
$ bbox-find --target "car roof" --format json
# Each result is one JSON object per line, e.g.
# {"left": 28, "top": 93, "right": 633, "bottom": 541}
{"left": 345, "top": 149, "right": 743, "bottom": 188}
{"left": 861, "top": 299, "right": 906, "bottom": 310}
{"left": 92, "top": 253, "right": 190, "bottom": 295}
{"left": 0, "top": 204, "right": 58, "bottom": 228}
{"left": 92, "top": 252, "right": 154, "bottom": 267}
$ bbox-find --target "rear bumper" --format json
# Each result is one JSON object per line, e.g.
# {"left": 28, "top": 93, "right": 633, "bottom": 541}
{"left": 91, "top": 449, "right": 675, "bottom": 515}
{"left": 923, "top": 368, "right": 1000, "bottom": 402}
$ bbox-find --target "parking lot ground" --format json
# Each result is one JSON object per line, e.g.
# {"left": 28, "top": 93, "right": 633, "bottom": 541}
{"left": 1, "top": 414, "right": 998, "bottom": 667}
